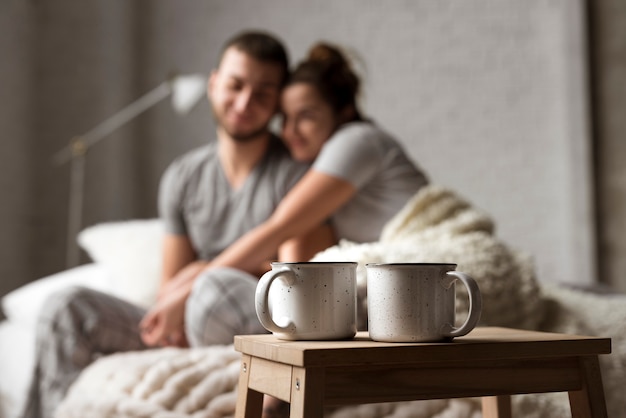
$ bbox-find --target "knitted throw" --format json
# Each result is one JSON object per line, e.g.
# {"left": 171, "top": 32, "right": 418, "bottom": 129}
{"left": 56, "top": 185, "right": 626, "bottom": 418}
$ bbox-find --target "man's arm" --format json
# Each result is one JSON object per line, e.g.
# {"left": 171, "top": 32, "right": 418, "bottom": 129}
{"left": 140, "top": 234, "right": 202, "bottom": 347}
{"left": 161, "top": 235, "right": 196, "bottom": 283}
{"left": 157, "top": 234, "right": 204, "bottom": 298}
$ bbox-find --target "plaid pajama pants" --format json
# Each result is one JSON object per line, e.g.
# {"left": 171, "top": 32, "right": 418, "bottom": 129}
{"left": 20, "top": 267, "right": 265, "bottom": 418}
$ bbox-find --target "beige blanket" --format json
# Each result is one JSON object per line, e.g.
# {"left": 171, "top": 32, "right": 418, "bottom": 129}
{"left": 56, "top": 185, "right": 626, "bottom": 418}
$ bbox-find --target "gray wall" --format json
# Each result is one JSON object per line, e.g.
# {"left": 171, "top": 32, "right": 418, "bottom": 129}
{"left": 1, "top": 0, "right": 624, "bottom": 298}
{"left": 590, "top": 0, "right": 626, "bottom": 292}
{"left": 1, "top": 1, "right": 35, "bottom": 296}
{"left": 182, "top": 0, "right": 596, "bottom": 287}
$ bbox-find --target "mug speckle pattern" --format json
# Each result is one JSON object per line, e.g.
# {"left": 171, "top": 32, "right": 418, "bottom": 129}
{"left": 257, "top": 262, "right": 357, "bottom": 340}
{"left": 366, "top": 263, "right": 477, "bottom": 342}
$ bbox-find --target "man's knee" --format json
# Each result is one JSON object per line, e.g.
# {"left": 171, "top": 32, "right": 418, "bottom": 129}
{"left": 185, "top": 267, "right": 265, "bottom": 346}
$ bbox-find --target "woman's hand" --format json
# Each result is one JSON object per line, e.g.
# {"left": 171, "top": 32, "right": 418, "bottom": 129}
{"left": 158, "top": 260, "right": 208, "bottom": 301}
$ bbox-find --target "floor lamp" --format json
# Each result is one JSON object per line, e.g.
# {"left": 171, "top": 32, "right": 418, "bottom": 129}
{"left": 52, "top": 73, "right": 207, "bottom": 268}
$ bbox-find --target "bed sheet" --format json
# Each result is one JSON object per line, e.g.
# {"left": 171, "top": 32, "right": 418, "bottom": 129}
{"left": 0, "top": 320, "right": 35, "bottom": 418}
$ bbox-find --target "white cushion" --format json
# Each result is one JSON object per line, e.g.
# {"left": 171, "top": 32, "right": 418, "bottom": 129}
{"left": 77, "top": 219, "right": 163, "bottom": 308}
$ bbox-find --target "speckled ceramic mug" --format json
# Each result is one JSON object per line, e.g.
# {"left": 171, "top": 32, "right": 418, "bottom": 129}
{"left": 255, "top": 262, "right": 357, "bottom": 340}
{"left": 366, "top": 263, "right": 482, "bottom": 342}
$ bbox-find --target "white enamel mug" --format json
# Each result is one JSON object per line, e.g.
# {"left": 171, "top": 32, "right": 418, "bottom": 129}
{"left": 255, "top": 262, "right": 357, "bottom": 340}
{"left": 366, "top": 263, "right": 482, "bottom": 342}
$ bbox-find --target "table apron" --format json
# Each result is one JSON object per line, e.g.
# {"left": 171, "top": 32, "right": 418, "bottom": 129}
{"left": 321, "top": 356, "right": 584, "bottom": 405}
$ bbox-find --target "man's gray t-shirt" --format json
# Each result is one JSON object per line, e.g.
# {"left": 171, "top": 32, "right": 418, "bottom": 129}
{"left": 158, "top": 137, "right": 309, "bottom": 260}
{"left": 313, "top": 121, "right": 428, "bottom": 243}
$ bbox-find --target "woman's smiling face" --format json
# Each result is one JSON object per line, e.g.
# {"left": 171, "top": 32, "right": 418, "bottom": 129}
{"left": 280, "top": 82, "right": 340, "bottom": 162}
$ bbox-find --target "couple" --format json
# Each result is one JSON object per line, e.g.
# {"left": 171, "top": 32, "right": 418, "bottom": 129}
{"left": 23, "top": 30, "right": 428, "bottom": 418}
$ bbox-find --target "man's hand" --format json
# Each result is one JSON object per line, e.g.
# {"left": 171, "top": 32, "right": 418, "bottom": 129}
{"left": 140, "top": 259, "right": 208, "bottom": 347}
{"left": 139, "top": 284, "right": 191, "bottom": 347}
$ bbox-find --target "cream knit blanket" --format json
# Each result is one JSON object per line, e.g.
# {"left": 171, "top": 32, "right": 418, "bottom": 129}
{"left": 56, "top": 185, "right": 626, "bottom": 418}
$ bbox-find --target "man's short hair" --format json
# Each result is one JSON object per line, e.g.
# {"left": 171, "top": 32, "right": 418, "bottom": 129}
{"left": 219, "top": 31, "right": 289, "bottom": 85}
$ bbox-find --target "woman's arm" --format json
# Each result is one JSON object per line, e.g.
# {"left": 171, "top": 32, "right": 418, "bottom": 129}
{"left": 207, "top": 169, "right": 355, "bottom": 273}
{"left": 278, "top": 221, "right": 337, "bottom": 263}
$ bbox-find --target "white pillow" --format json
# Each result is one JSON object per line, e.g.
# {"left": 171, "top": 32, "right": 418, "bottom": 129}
{"left": 77, "top": 219, "right": 163, "bottom": 309}
{"left": 1, "top": 264, "right": 111, "bottom": 328}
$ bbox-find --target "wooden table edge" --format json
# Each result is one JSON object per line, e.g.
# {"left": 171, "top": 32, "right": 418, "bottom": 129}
{"left": 234, "top": 327, "right": 611, "bottom": 367}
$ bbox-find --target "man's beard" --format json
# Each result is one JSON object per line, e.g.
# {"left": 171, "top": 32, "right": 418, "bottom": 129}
{"left": 212, "top": 106, "right": 270, "bottom": 143}
{"left": 228, "top": 125, "right": 270, "bottom": 143}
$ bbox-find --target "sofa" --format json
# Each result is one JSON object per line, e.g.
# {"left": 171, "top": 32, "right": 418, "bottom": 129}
{"left": 1, "top": 185, "right": 625, "bottom": 418}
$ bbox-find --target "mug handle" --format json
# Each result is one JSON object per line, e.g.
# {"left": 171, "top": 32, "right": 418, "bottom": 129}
{"left": 440, "top": 271, "right": 483, "bottom": 338}
{"left": 255, "top": 267, "right": 297, "bottom": 334}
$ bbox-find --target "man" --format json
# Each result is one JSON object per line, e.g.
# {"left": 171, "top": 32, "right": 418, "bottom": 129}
{"left": 22, "top": 31, "right": 334, "bottom": 418}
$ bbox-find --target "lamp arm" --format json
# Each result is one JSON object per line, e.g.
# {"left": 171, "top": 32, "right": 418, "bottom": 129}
{"left": 53, "top": 74, "right": 206, "bottom": 268}
{"left": 52, "top": 80, "right": 172, "bottom": 165}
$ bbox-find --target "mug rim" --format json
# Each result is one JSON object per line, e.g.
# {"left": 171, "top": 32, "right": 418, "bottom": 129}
{"left": 271, "top": 261, "right": 358, "bottom": 266}
{"left": 365, "top": 262, "right": 457, "bottom": 267}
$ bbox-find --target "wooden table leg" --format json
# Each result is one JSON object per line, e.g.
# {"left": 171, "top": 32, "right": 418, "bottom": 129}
{"left": 235, "top": 354, "right": 263, "bottom": 418}
{"left": 568, "top": 356, "right": 608, "bottom": 418}
{"left": 290, "top": 367, "right": 324, "bottom": 418}
{"left": 482, "top": 395, "right": 512, "bottom": 418}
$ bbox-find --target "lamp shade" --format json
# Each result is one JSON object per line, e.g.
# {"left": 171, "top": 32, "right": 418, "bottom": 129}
{"left": 171, "top": 74, "right": 207, "bottom": 114}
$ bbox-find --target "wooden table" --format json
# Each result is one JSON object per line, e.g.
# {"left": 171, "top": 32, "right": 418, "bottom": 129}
{"left": 234, "top": 327, "right": 611, "bottom": 418}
